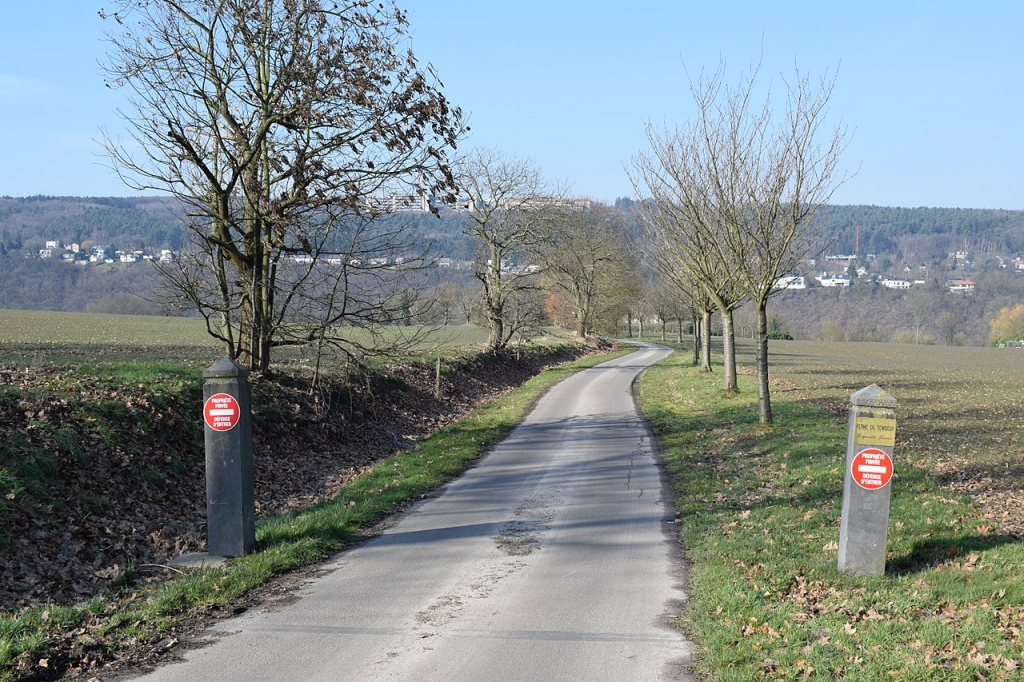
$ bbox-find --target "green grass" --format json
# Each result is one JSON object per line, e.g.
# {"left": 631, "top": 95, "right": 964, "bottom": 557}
{"left": 639, "top": 349, "right": 1024, "bottom": 680}
{"left": 0, "top": 344, "right": 632, "bottom": 680}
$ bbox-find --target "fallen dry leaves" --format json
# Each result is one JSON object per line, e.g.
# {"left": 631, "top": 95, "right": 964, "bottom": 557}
{"left": 0, "top": 345, "right": 594, "bottom": 614}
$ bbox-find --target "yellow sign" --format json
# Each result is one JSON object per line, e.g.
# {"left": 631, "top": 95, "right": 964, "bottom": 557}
{"left": 854, "top": 417, "right": 896, "bottom": 447}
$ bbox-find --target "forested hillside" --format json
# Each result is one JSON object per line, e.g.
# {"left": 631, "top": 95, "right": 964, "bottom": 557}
{"left": 4, "top": 195, "right": 1024, "bottom": 262}
{"left": 3, "top": 196, "right": 1024, "bottom": 347}
{"left": 0, "top": 196, "right": 185, "bottom": 254}
{"left": 0, "top": 195, "right": 476, "bottom": 258}
{"left": 812, "top": 204, "right": 1024, "bottom": 260}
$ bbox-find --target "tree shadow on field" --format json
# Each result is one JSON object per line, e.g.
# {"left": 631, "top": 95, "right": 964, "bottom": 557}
{"left": 887, "top": 533, "right": 1020, "bottom": 576}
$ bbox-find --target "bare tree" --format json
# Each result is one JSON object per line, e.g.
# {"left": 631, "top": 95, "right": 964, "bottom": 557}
{"left": 454, "top": 148, "right": 561, "bottom": 350}
{"left": 634, "top": 61, "right": 850, "bottom": 422}
{"left": 642, "top": 276, "right": 681, "bottom": 343}
{"left": 907, "top": 288, "right": 936, "bottom": 344}
{"left": 101, "top": 0, "right": 465, "bottom": 371}
{"left": 656, "top": 267, "right": 714, "bottom": 369}
{"left": 627, "top": 293, "right": 654, "bottom": 340}
{"left": 428, "top": 281, "right": 460, "bottom": 326}
{"left": 540, "top": 202, "right": 637, "bottom": 338}
{"left": 503, "top": 281, "right": 550, "bottom": 350}
{"left": 632, "top": 190, "right": 747, "bottom": 389}
{"left": 937, "top": 309, "right": 963, "bottom": 345}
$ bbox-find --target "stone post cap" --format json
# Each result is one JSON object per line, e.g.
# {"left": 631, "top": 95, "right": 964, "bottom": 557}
{"left": 203, "top": 357, "right": 251, "bottom": 379}
{"left": 850, "top": 384, "right": 897, "bottom": 408}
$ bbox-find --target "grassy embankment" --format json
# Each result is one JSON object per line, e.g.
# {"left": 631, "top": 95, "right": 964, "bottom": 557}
{"left": 639, "top": 340, "right": 1024, "bottom": 680}
{"left": 0, "top": 310, "right": 630, "bottom": 680}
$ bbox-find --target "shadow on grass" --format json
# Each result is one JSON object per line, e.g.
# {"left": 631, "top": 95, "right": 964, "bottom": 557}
{"left": 888, "top": 533, "right": 1021, "bottom": 575}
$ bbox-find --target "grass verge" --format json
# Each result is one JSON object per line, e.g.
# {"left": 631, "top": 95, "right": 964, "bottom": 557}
{"left": 638, "top": 351, "right": 1024, "bottom": 681}
{"left": 0, "top": 345, "right": 632, "bottom": 681}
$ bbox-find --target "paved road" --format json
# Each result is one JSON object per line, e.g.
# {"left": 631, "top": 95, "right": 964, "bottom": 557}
{"left": 132, "top": 342, "right": 697, "bottom": 681}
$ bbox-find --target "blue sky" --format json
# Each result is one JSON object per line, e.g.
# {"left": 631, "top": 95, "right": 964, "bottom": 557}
{"left": 1, "top": 1, "right": 1021, "bottom": 209}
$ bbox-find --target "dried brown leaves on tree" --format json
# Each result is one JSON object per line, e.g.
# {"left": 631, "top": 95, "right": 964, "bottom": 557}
{"left": 102, "top": 0, "right": 466, "bottom": 372}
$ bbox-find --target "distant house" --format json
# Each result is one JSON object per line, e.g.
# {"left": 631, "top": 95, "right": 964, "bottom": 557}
{"left": 947, "top": 278, "right": 975, "bottom": 293}
{"left": 772, "top": 275, "right": 806, "bottom": 291}
{"left": 880, "top": 278, "right": 911, "bottom": 290}
{"left": 816, "top": 273, "right": 851, "bottom": 287}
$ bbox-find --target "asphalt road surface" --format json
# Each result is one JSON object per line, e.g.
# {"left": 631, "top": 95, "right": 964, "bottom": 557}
{"left": 131, "top": 342, "right": 697, "bottom": 681}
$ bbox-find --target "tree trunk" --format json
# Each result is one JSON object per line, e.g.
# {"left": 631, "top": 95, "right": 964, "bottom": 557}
{"left": 575, "top": 306, "right": 589, "bottom": 338}
{"left": 484, "top": 244, "right": 504, "bottom": 350}
{"left": 700, "top": 309, "right": 712, "bottom": 373}
{"left": 755, "top": 299, "right": 773, "bottom": 425}
{"left": 487, "top": 314, "right": 504, "bottom": 350}
{"left": 690, "top": 314, "right": 698, "bottom": 364}
{"left": 720, "top": 307, "right": 737, "bottom": 391}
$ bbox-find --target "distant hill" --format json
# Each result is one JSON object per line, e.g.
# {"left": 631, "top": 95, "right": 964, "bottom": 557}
{"left": 4, "top": 195, "right": 1024, "bottom": 261}
{"left": 0, "top": 195, "right": 186, "bottom": 253}
{"left": 4, "top": 196, "right": 1024, "bottom": 337}
{"left": 810, "top": 204, "right": 1024, "bottom": 260}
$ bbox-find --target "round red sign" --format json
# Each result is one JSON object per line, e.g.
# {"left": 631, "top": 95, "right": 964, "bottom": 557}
{"left": 851, "top": 447, "right": 893, "bottom": 490}
{"left": 204, "top": 393, "right": 240, "bottom": 432}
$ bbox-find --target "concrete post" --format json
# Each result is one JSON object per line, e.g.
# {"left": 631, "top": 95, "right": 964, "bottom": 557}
{"left": 838, "top": 384, "right": 897, "bottom": 576}
{"left": 202, "top": 357, "right": 255, "bottom": 557}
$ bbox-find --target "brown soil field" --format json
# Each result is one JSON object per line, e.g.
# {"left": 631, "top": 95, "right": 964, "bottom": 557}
{"left": 740, "top": 338, "right": 1024, "bottom": 537}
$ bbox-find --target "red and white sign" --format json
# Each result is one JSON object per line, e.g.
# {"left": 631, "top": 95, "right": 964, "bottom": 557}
{"left": 204, "top": 393, "right": 240, "bottom": 432}
{"left": 851, "top": 447, "right": 893, "bottom": 490}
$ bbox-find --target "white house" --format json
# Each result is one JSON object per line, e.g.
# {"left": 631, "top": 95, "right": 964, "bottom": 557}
{"left": 816, "top": 273, "right": 851, "bottom": 287}
{"left": 880, "top": 278, "right": 911, "bottom": 290}
{"left": 772, "top": 275, "right": 806, "bottom": 291}
{"left": 947, "top": 279, "right": 975, "bottom": 293}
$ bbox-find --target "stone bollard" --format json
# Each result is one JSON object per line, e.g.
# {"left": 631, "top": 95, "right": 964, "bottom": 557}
{"left": 202, "top": 357, "right": 255, "bottom": 557}
{"left": 838, "top": 384, "right": 897, "bottom": 576}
